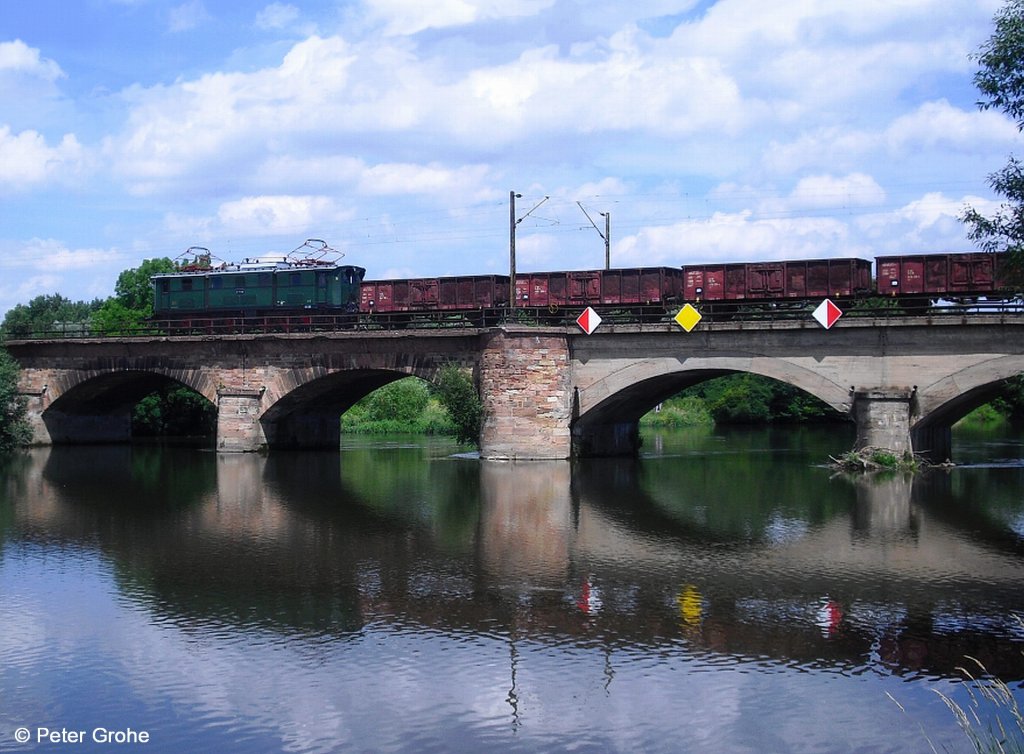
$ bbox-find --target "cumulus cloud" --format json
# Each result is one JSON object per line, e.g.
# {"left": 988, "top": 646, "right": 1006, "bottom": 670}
{"left": 0, "top": 126, "right": 85, "bottom": 192}
{"left": 615, "top": 211, "right": 856, "bottom": 267}
{"left": 885, "top": 100, "right": 1019, "bottom": 154}
{"left": 0, "top": 39, "right": 64, "bottom": 80}
{"left": 756, "top": 173, "right": 887, "bottom": 216}
{"left": 215, "top": 195, "right": 353, "bottom": 235}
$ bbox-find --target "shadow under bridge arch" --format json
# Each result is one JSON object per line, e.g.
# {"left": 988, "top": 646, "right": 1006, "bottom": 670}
{"left": 571, "top": 361, "right": 852, "bottom": 458}
{"left": 259, "top": 367, "right": 438, "bottom": 450}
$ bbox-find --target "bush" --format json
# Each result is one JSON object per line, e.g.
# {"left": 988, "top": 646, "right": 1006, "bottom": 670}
{"left": 433, "top": 365, "right": 483, "bottom": 447}
{"left": 0, "top": 348, "right": 31, "bottom": 453}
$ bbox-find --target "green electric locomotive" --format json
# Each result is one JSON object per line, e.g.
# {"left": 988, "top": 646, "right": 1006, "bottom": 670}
{"left": 151, "top": 240, "right": 366, "bottom": 324}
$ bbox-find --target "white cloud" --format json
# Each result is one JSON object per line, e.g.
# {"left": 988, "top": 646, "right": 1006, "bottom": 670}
{"left": 358, "top": 162, "right": 492, "bottom": 197}
{"left": 0, "top": 39, "right": 63, "bottom": 80}
{"left": 0, "top": 238, "right": 125, "bottom": 271}
{"left": 111, "top": 35, "right": 356, "bottom": 192}
{"left": 885, "top": 100, "right": 1019, "bottom": 154}
{"left": 168, "top": 0, "right": 211, "bottom": 32}
{"left": 254, "top": 3, "right": 300, "bottom": 30}
{"left": 363, "top": 0, "right": 556, "bottom": 36}
{"left": 216, "top": 195, "right": 353, "bottom": 235}
{"left": 0, "top": 126, "right": 85, "bottom": 192}
{"left": 616, "top": 211, "right": 856, "bottom": 267}
{"left": 757, "top": 173, "right": 886, "bottom": 216}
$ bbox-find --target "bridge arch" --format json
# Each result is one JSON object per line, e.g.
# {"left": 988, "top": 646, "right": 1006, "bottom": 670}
{"left": 572, "top": 357, "right": 852, "bottom": 457}
{"left": 910, "top": 355, "right": 1024, "bottom": 459}
{"left": 32, "top": 368, "right": 218, "bottom": 445}
{"left": 258, "top": 364, "right": 452, "bottom": 450}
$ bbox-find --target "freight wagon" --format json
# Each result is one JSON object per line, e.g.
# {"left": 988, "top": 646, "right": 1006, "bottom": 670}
{"left": 682, "top": 258, "right": 873, "bottom": 306}
{"left": 514, "top": 267, "right": 683, "bottom": 320}
{"left": 359, "top": 274, "right": 510, "bottom": 326}
{"left": 875, "top": 253, "right": 1006, "bottom": 306}
{"left": 358, "top": 267, "right": 685, "bottom": 325}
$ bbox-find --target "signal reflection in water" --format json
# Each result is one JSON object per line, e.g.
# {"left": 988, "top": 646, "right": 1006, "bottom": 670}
{"left": 0, "top": 428, "right": 1021, "bottom": 754}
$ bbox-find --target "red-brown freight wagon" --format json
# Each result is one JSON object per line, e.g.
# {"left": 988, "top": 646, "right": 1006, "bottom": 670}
{"left": 875, "top": 252, "right": 1007, "bottom": 303}
{"left": 360, "top": 274, "right": 509, "bottom": 323}
{"left": 682, "top": 258, "right": 872, "bottom": 303}
{"left": 514, "top": 267, "right": 684, "bottom": 309}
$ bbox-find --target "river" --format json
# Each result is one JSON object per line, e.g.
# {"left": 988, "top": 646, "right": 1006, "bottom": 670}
{"left": 1, "top": 425, "right": 1023, "bottom": 753}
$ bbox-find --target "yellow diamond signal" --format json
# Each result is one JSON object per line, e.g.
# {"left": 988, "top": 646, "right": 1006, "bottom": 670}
{"left": 674, "top": 303, "right": 702, "bottom": 332}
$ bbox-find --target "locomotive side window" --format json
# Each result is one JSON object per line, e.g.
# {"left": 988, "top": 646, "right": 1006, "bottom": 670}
{"left": 182, "top": 279, "right": 193, "bottom": 292}
{"left": 211, "top": 277, "right": 223, "bottom": 289}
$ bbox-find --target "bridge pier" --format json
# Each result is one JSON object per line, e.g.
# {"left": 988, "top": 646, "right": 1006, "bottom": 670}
{"left": 478, "top": 330, "right": 572, "bottom": 460}
{"left": 852, "top": 390, "right": 915, "bottom": 457}
{"left": 216, "top": 387, "right": 267, "bottom": 452}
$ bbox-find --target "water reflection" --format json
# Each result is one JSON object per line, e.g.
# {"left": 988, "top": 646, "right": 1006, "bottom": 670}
{"left": 4, "top": 439, "right": 1022, "bottom": 686}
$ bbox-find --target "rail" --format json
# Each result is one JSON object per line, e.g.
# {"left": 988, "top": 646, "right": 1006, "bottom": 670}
{"left": 5, "top": 300, "right": 1024, "bottom": 340}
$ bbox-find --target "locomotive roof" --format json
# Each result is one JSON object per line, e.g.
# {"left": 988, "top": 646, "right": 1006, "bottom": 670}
{"left": 151, "top": 259, "right": 365, "bottom": 278}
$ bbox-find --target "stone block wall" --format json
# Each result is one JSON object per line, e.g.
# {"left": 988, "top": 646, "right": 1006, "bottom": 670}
{"left": 479, "top": 329, "right": 573, "bottom": 460}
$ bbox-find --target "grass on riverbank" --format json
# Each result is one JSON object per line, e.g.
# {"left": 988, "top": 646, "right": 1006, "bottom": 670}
{"left": 639, "top": 396, "right": 714, "bottom": 428}
{"left": 341, "top": 379, "right": 456, "bottom": 436}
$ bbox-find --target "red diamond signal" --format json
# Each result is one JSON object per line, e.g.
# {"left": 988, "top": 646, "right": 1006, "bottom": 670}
{"left": 812, "top": 299, "right": 843, "bottom": 329}
{"left": 576, "top": 306, "right": 602, "bottom": 335}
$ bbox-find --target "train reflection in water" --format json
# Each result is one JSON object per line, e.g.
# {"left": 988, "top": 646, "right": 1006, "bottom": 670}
{"left": 9, "top": 441, "right": 1024, "bottom": 683}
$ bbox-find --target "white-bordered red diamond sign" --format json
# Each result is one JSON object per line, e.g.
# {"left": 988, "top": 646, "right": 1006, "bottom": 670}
{"left": 576, "top": 306, "right": 602, "bottom": 335}
{"left": 812, "top": 299, "right": 843, "bottom": 329}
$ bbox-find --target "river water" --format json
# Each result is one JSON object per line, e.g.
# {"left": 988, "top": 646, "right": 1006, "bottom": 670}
{"left": 1, "top": 426, "right": 1023, "bottom": 753}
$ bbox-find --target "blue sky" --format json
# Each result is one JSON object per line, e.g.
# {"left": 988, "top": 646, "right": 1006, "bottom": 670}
{"left": 0, "top": 0, "right": 1017, "bottom": 315}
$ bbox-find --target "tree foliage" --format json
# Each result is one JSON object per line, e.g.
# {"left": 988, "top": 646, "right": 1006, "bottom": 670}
{"left": 1, "top": 294, "right": 102, "bottom": 338}
{"left": 133, "top": 385, "right": 216, "bottom": 437}
{"left": 962, "top": 0, "right": 1024, "bottom": 266}
{"left": 679, "top": 374, "right": 839, "bottom": 425}
{"left": 90, "top": 299, "right": 148, "bottom": 335}
{"left": 433, "top": 365, "right": 483, "bottom": 446}
{"left": 0, "top": 348, "right": 31, "bottom": 454}
{"left": 115, "top": 257, "right": 175, "bottom": 314}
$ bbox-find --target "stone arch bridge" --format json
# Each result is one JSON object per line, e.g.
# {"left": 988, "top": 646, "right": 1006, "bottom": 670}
{"left": 8, "top": 314, "right": 1024, "bottom": 461}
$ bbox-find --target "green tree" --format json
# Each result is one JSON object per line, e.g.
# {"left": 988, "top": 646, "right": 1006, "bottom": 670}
{"left": 433, "top": 364, "right": 483, "bottom": 446}
{"left": 132, "top": 385, "right": 216, "bottom": 437}
{"left": 962, "top": 0, "right": 1024, "bottom": 267}
{"left": 363, "top": 379, "right": 430, "bottom": 423}
{"left": 90, "top": 299, "right": 148, "bottom": 335}
{"left": 0, "top": 348, "right": 31, "bottom": 453}
{"left": 114, "top": 257, "right": 175, "bottom": 314}
{"left": 1, "top": 294, "right": 102, "bottom": 338}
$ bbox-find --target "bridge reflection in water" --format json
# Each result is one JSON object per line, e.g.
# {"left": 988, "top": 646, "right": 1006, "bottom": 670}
{"left": 8, "top": 440, "right": 1023, "bottom": 685}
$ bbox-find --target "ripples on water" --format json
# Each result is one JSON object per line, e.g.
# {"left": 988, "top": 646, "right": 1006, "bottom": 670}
{"left": 1, "top": 427, "right": 1023, "bottom": 753}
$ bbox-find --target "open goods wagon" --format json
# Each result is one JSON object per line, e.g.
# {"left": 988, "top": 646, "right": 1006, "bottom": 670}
{"left": 682, "top": 258, "right": 873, "bottom": 306}
{"left": 513, "top": 267, "right": 684, "bottom": 322}
{"left": 875, "top": 252, "right": 1008, "bottom": 304}
{"left": 360, "top": 274, "right": 510, "bottom": 325}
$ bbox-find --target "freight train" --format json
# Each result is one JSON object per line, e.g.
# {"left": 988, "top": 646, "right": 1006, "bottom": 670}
{"left": 150, "top": 242, "right": 1014, "bottom": 330}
